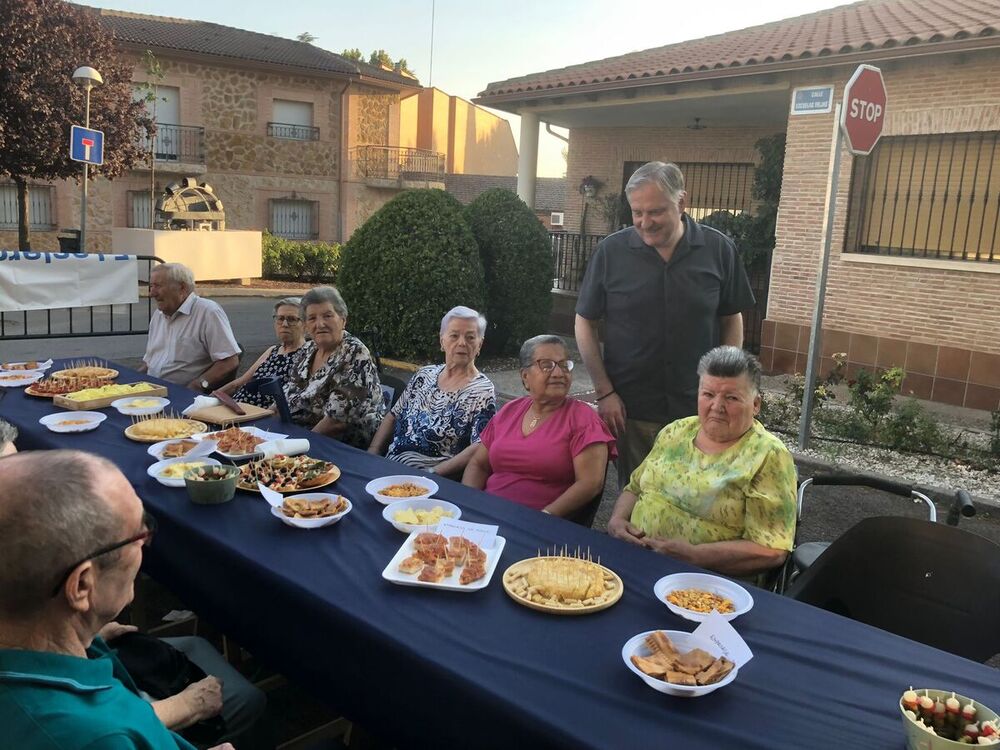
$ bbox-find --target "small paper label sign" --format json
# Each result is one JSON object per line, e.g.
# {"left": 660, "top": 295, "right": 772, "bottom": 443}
{"left": 692, "top": 611, "right": 754, "bottom": 667}
{"left": 434, "top": 519, "right": 499, "bottom": 550}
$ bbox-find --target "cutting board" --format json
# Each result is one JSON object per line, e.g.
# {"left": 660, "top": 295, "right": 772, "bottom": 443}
{"left": 54, "top": 384, "right": 168, "bottom": 410}
{"left": 185, "top": 402, "right": 273, "bottom": 425}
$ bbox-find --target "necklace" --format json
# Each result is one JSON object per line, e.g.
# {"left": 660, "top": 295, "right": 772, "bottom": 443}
{"left": 527, "top": 414, "right": 540, "bottom": 430}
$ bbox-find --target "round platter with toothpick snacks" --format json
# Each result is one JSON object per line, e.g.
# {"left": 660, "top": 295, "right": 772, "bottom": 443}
{"left": 124, "top": 413, "right": 209, "bottom": 443}
{"left": 237, "top": 455, "right": 341, "bottom": 493}
{"left": 502, "top": 546, "right": 624, "bottom": 615}
{"left": 50, "top": 360, "right": 118, "bottom": 381}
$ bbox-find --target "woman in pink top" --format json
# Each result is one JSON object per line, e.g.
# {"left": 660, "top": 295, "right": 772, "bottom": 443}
{"left": 463, "top": 335, "right": 616, "bottom": 517}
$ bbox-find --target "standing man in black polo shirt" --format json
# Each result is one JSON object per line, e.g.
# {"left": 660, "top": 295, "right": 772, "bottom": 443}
{"left": 575, "top": 161, "right": 755, "bottom": 489}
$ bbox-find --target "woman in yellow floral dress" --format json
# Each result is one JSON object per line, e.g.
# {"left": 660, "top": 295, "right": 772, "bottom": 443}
{"left": 607, "top": 346, "right": 796, "bottom": 579}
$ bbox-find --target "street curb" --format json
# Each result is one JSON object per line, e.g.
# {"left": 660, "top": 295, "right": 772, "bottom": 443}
{"left": 198, "top": 287, "right": 309, "bottom": 298}
{"left": 791, "top": 453, "right": 999, "bottom": 510}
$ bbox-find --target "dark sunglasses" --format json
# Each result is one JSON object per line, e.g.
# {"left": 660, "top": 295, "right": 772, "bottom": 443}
{"left": 51, "top": 510, "right": 157, "bottom": 597}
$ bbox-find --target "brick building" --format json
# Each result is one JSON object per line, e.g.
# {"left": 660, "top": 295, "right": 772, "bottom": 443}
{"left": 0, "top": 9, "right": 422, "bottom": 250}
{"left": 475, "top": 0, "right": 1000, "bottom": 410}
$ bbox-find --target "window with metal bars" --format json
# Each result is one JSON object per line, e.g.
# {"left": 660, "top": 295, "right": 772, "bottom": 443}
{"left": 845, "top": 131, "right": 1000, "bottom": 263}
{"left": 620, "top": 161, "right": 755, "bottom": 226}
{"left": 127, "top": 190, "right": 154, "bottom": 229}
{"left": 269, "top": 198, "right": 318, "bottom": 239}
{"left": 0, "top": 183, "right": 55, "bottom": 230}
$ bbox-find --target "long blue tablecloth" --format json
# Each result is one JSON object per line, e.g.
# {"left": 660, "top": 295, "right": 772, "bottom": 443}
{"left": 4, "top": 359, "right": 1000, "bottom": 749}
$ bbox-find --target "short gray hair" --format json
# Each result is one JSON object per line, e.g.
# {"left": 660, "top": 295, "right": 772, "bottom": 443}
{"left": 273, "top": 296, "right": 302, "bottom": 314}
{"left": 440, "top": 306, "right": 486, "bottom": 338}
{"left": 301, "top": 286, "right": 348, "bottom": 319}
{"left": 0, "top": 419, "right": 17, "bottom": 452}
{"left": 152, "top": 262, "right": 195, "bottom": 291}
{"left": 697, "top": 345, "right": 762, "bottom": 395}
{"left": 625, "top": 161, "right": 686, "bottom": 206}
{"left": 519, "top": 334, "right": 567, "bottom": 369}
{"left": 0, "top": 450, "right": 125, "bottom": 617}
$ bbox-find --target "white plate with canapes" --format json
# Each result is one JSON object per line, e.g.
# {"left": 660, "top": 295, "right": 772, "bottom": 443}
{"left": 365, "top": 475, "right": 439, "bottom": 505}
{"left": 269, "top": 492, "right": 353, "bottom": 529}
{"left": 147, "top": 456, "right": 222, "bottom": 487}
{"left": 38, "top": 411, "right": 107, "bottom": 433}
{"left": 191, "top": 425, "right": 288, "bottom": 460}
{"left": 147, "top": 438, "right": 219, "bottom": 462}
{"left": 382, "top": 530, "right": 506, "bottom": 592}
{"left": 382, "top": 498, "right": 462, "bottom": 533}
{"left": 111, "top": 396, "right": 170, "bottom": 416}
{"left": 0, "top": 358, "right": 52, "bottom": 373}
{"left": 622, "top": 630, "right": 740, "bottom": 698}
{"left": 1, "top": 370, "right": 44, "bottom": 387}
{"left": 653, "top": 572, "right": 754, "bottom": 623}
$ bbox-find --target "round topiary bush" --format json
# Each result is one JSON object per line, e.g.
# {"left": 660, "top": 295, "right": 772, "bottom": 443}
{"left": 464, "top": 188, "right": 553, "bottom": 354}
{"left": 338, "top": 189, "right": 485, "bottom": 360}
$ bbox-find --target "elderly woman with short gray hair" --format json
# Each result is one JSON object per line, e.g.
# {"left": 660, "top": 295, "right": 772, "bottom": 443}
{"left": 218, "top": 296, "right": 306, "bottom": 409}
{"left": 368, "top": 306, "right": 496, "bottom": 476}
{"left": 283, "top": 286, "right": 385, "bottom": 448}
{"left": 463, "top": 334, "right": 615, "bottom": 517}
{"left": 608, "top": 346, "right": 796, "bottom": 579}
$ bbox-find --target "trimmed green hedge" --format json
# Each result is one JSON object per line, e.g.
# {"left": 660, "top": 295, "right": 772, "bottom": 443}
{"left": 464, "top": 188, "right": 552, "bottom": 354}
{"left": 262, "top": 231, "right": 341, "bottom": 282}
{"left": 337, "top": 189, "right": 485, "bottom": 360}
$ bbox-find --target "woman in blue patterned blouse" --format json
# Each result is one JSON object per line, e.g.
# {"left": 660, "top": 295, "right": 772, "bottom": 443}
{"left": 368, "top": 306, "right": 496, "bottom": 477}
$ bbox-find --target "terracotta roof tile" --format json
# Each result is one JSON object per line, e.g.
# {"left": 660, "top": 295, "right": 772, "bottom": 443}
{"left": 479, "top": 0, "right": 1000, "bottom": 99}
{"left": 95, "top": 9, "right": 418, "bottom": 88}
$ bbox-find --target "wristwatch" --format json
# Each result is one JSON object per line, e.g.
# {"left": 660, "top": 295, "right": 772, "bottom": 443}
{"left": 200, "top": 379, "right": 211, "bottom": 393}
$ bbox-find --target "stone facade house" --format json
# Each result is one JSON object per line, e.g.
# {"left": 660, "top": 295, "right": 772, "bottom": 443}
{"left": 475, "top": 0, "right": 1000, "bottom": 411}
{"left": 443, "top": 175, "right": 566, "bottom": 229}
{"left": 0, "top": 9, "right": 422, "bottom": 250}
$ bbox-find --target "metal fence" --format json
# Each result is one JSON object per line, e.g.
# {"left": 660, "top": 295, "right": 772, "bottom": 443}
{"left": 267, "top": 121, "right": 320, "bottom": 141}
{"left": 547, "top": 232, "right": 771, "bottom": 353}
{"left": 846, "top": 130, "right": 1000, "bottom": 262}
{"left": 140, "top": 123, "right": 205, "bottom": 164}
{"left": 0, "top": 255, "right": 162, "bottom": 341}
{"left": 351, "top": 145, "right": 446, "bottom": 181}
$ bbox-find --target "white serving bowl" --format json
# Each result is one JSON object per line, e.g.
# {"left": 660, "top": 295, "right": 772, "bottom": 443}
{"left": 147, "top": 438, "right": 219, "bottom": 461}
{"left": 147, "top": 456, "right": 221, "bottom": 488}
{"left": 381, "top": 498, "right": 462, "bottom": 533}
{"left": 111, "top": 396, "right": 170, "bottom": 416}
{"left": 622, "top": 630, "right": 739, "bottom": 698}
{"left": 653, "top": 572, "right": 754, "bottom": 623}
{"left": 899, "top": 689, "right": 1000, "bottom": 749}
{"left": 365, "top": 475, "right": 438, "bottom": 505}
{"left": 38, "top": 411, "right": 107, "bottom": 433}
{"left": 271, "top": 492, "right": 352, "bottom": 529}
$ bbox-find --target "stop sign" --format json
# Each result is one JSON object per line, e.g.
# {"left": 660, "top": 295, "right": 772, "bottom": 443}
{"left": 840, "top": 64, "right": 887, "bottom": 155}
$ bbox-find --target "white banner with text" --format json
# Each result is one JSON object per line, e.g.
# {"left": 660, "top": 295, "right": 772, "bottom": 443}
{"left": 0, "top": 251, "right": 140, "bottom": 313}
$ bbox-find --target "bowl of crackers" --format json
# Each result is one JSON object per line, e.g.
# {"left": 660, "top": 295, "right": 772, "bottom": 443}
{"left": 272, "top": 492, "right": 352, "bottom": 529}
{"left": 183, "top": 464, "right": 239, "bottom": 505}
{"left": 623, "top": 629, "right": 739, "bottom": 698}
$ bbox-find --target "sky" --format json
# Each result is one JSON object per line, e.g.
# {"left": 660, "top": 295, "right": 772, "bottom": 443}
{"left": 83, "top": 0, "right": 851, "bottom": 176}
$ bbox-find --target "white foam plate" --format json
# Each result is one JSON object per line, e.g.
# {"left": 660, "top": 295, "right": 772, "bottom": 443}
{"left": 191, "top": 426, "right": 288, "bottom": 459}
{"left": 147, "top": 438, "right": 219, "bottom": 461}
{"left": 38, "top": 411, "right": 107, "bottom": 433}
{"left": 270, "top": 492, "right": 353, "bottom": 529}
{"left": 653, "top": 572, "right": 754, "bottom": 623}
{"left": 111, "top": 396, "right": 170, "bottom": 416}
{"left": 147, "top": 456, "right": 222, "bottom": 487}
{"left": 622, "top": 630, "right": 739, "bottom": 698}
{"left": 0, "top": 359, "right": 51, "bottom": 373}
{"left": 382, "top": 531, "right": 505, "bottom": 592}
{"left": 365, "top": 475, "right": 439, "bottom": 505}
{"left": 381, "top": 498, "right": 462, "bottom": 533}
{"left": 1, "top": 371, "right": 44, "bottom": 387}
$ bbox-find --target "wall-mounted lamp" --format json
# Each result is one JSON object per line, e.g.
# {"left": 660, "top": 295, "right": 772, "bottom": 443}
{"left": 579, "top": 175, "right": 602, "bottom": 198}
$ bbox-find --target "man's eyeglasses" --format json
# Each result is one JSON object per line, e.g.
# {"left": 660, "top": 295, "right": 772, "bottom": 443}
{"left": 533, "top": 359, "right": 574, "bottom": 373}
{"left": 51, "top": 510, "right": 157, "bottom": 597}
{"left": 272, "top": 315, "right": 302, "bottom": 325}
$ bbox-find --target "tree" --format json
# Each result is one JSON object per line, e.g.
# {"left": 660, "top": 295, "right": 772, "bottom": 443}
{"left": 367, "top": 49, "right": 414, "bottom": 76}
{"left": 296, "top": 31, "right": 317, "bottom": 44}
{"left": 134, "top": 50, "right": 165, "bottom": 229}
{"left": 341, "top": 47, "right": 364, "bottom": 62}
{"left": 0, "top": 0, "right": 151, "bottom": 248}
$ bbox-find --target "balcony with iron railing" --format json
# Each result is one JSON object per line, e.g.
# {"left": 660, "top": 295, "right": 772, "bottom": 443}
{"left": 139, "top": 123, "right": 205, "bottom": 168}
{"left": 267, "top": 121, "right": 320, "bottom": 141}
{"left": 350, "top": 145, "right": 446, "bottom": 188}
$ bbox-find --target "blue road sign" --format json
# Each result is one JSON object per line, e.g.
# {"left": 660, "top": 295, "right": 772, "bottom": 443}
{"left": 70, "top": 125, "right": 104, "bottom": 165}
{"left": 790, "top": 86, "right": 835, "bottom": 116}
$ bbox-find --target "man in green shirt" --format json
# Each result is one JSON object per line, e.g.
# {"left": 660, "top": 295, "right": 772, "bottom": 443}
{"left": 0, "top": 450, "right": 233, "bottom": 750}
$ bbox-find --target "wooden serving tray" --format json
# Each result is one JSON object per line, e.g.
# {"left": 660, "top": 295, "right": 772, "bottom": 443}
{"left": 54, "top": 384, "right": 168, "bottom": 410}
{"left": 185, "top": 402, "right": 272, "bottom": 425}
